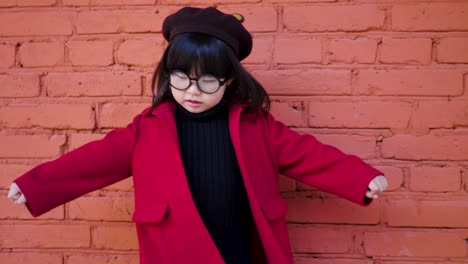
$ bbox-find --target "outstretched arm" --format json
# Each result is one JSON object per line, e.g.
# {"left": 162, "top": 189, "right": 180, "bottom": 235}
{"left": 11, "top": 113, "right": 143, "bottom": 217}
{"left": 266, "top": 113, "right": 386, "bottom": 205}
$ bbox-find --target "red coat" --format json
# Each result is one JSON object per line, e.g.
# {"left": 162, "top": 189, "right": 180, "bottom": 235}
{"left": 15, "top": 101, "right": 382, "bottom": 264}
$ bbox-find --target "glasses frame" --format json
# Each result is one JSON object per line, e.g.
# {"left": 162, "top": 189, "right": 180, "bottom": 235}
{"left": 167, "top": 70, "right": 227, "bottom": 94}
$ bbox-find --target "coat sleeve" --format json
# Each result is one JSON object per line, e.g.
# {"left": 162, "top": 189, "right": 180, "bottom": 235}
{"left": 266, "top": 113, "right": 382, "bottom": 206}
{"left": 13, "top": 112, "right": 143, "bottom": 217}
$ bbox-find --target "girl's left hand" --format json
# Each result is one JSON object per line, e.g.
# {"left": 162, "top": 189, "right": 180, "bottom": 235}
{"left": 365, "top": 175, "right": 388, "bottom": 199}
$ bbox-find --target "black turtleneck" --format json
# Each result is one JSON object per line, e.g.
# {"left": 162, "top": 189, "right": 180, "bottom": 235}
{"left": 174, "top": 102, "right": 252, "bottom": 264}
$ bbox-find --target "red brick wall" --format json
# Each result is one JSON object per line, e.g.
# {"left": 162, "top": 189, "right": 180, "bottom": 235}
{"left": 1, "top": 1, "right": 467, "bottom": 263}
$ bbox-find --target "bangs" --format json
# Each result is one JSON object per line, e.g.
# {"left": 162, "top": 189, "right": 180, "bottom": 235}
{"left": 165, "top": 33, "right": 234, "bottom": 78}
{"left": 150, "top": 31, "right": 270, "bottom": 114}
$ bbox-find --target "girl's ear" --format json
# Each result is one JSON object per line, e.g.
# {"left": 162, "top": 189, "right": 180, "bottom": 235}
{"left": 227, "top": 79, "right": 234, "bottom": 86}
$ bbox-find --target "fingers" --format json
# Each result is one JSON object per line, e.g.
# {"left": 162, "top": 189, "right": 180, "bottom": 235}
{"left": 8, "top": 183, "right": 27, "bottom": 204}
{"left": 374, "top": 175, "right": 388, "bottom": 192}
{"left": 365, "top": 189, "right": 378, "bottom": 199}
{"left": 15, "top": 194, "right": 27, "bottom": 205}
{"left": 8, "top": 183, "right": 20, "bottom": 200}
{"left": 366, "top": 175, "right": 388, "bottom": 199}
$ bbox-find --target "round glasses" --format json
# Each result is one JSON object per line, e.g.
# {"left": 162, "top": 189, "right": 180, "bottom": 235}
{"left": 168, "top": 70, "right": 227, "bottom": 94}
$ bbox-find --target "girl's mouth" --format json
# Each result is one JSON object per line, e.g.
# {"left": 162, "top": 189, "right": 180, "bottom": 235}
{"left": 186, "top": 99, "right": 202, "bottom": 107}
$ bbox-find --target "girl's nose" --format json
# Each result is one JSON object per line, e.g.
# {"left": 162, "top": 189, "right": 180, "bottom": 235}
{"left": 186, "top": 80, "right": 201, "bottom": 95}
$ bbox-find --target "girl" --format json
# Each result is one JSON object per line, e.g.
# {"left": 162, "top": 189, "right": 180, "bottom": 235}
{"left": 8, "top": 6, "right": 388, "bottom": 264}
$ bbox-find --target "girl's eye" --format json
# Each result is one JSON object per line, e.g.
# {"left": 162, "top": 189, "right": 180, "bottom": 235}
{"left": 200, "top": 75, "right": 218, "bottom": 82}
{"left": 173, "top": 71, "right": 188, "bottom": 79}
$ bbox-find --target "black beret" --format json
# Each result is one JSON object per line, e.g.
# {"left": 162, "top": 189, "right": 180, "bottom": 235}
{"left": 162, "top": 7, "right": 252, "bottom": 61}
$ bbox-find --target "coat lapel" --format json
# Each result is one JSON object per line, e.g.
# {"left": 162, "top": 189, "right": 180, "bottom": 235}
{"left": 150, "top": 102, "right": 180, "bottom": 150}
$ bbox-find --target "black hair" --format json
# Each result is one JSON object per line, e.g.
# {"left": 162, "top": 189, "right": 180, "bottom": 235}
{"left": 147, "top": 32, "right": 270, "bottom": 115}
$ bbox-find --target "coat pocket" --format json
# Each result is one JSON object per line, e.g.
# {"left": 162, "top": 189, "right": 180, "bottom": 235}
{"left": 132, "top": 201, "right": 169, "bottom": 223}
{"left": 260, "top": 196, "right": 288, "bottom": 222}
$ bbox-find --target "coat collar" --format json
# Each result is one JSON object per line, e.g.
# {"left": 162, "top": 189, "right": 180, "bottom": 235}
{"left": 143, "top": 101, "right": 245, "bottom": 150}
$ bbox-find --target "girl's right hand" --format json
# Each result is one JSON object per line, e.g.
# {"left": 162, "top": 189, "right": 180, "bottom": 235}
{"left": 8, "top": 183, "right": 27, "bottom": 204}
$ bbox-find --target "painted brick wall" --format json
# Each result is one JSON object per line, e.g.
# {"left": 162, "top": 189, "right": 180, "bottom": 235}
{"left": 0, "top": 0, "right": 467, "bottom": 263}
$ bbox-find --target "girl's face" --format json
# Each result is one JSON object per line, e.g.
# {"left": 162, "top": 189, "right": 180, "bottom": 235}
{"left": 170, "top": 72, "right": 230, "bottom": 113}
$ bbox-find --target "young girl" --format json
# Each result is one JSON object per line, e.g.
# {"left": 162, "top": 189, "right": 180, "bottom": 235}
{"left": 8, "top": 6, "right": 388, "bottom": 264}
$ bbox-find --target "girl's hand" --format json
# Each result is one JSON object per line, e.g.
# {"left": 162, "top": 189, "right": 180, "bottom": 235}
{"left": 365, "top": 175, "right": 388, "bottom": 199}
{"left": 8, "top": 183, "right": 27, "bottom": 204}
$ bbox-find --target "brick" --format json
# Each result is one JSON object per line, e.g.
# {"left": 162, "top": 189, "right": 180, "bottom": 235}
{"left": 392, "top": 4, "right": 468, "bottom": 31}
{"left": 100, "top": 103, "right": 147, "bottom": 128}
{"left": 364, "top": 231, "right": 466, "bottom": 257}
{"left": 116, "top": 39, "right": 165, "bottom": 67}
{"left": 0, "top": 44, "right": 15, "bottom": 68}
{"left": 466, "top": 74, "right": 468, "bottom": 96}
{"left": 66, "top": 254, "right": 139, "bottom": 264}
{"left": 144, "top": 73, "right": 155, "bottom": 97}
{"left": 295, "top": 258, "right": 372, "bottom": 264}
{"left": 288, "top": 225, "right": 354, "bottom": 253}
{"left": 64, "top": 0, "right": 154, "bottom": 5}
{"left": 243, "top": 37, "right": 273, "bottom": 64}
{"left": 353, "top": 70, "right": 463, "bottom": 96}
{"left": 465, "top": 169, "right": 468, "bottom": 192}
{"left": 218, "top": 7, "right": 277, "bottom": 32}
{"left": 68, "top": 196, "right": 134, "bottom": 221}
{"left": 379, "top": 261, "right": 453, "bottom": 264}
{"left": 0, "top": 135, "right": 65, "bottom": 158}
{"left": 92, "top": 224, "right": 138, "bottom": 250}
{"left": 76, "top": 11, "right": 125, "bottom": 34}
{"left": 374, "top": 166, "right": 404, "bottom": 191}
{"left": 274, "top": 37, "right": 321, "bottom": 64}
{"left": 69, "top": 133, "right": 105, "bottom": 150}
{"left": 283, "top": 5, "right": 385, "bottom": 32}
{"left": 45, "top": 72, "right": 141, "bottom": 97}
{"left": 252, "top": 69, "right": 351, "bottom": 95}
{"left": 162, "top": 0, "right": 259, "bottom": 4}
{"left": 380, "top": 38, "right": 432, "bottom": 65}
{"left": 0, "top": 12, "right": 72, "bottom": 37}
{"left": 0, "top": 198, "right": 64, "bottom": 220}
{"left": 0, "top": 104, "right": 95, "bottom": 129}
{"left": 312, "top": 133, "right": 378, "bottom": 160}
{"left": 19, "top": 42, "right": 65, "bottom": 67}
{"left": 437, "top": 38, "right": 468, "bottom": 63}
{"left": 0, "top": 224, "right": 90, "bottom": 248}
{"left": 410, "top": 166, "right": 461, "bottom": 192}
{"left": 307, "top": 101, "right": 412, "bottom": 129}
{"left": 411, "top": 100, "right": 468, "bottom": 129}
{"left": 286, "top": 198, "right": 379, "bottom": 224}
{"left": 76, "top": 9, "right": 172, "bottom": 34}
{"left": 68, "top": 40, "right": 114, "bottom": 66}
{"left": 0, "top": 0, "right": 15, "bottom": 7}
{"left": 0, "top": 164, "right": 34, "bottom": 189}
{"left": 382, "top": 135, "right": 468, "bottom": 161}
{"left": 0, "top": 73, "right": 40, "bottom": 98}
{"left": 326, "top": 38, "right": 378, "bottom": 64}
{"left": 18, "top": 0, "right": 57, "bottom": 6}
{"left": 386, "top": 200, "right": 468, "bottom": 228}
{"left": 268, "top": 0, "right": 335, "bottom": 2}
{"left": 0, "top": 253, "right": 62, "bottom": 264}
{"left": 104, "top": 177, "right": 134, "bottom": 191}
{"left": 270, "top": 100, "right": 306, "bottom": 127}
{"left": 279, "top": 175, "right": 295, "bottom": 192}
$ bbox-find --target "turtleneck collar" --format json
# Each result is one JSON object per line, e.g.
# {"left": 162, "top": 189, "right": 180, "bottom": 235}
{"left": 175, "top": 101, "right": 229, "bottom": 121}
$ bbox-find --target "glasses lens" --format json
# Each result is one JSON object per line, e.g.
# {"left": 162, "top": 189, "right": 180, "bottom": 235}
{"left": 198, "top": 74, "right": 221, "bottom": 93}
{"left": 169, "top": 71, "right": 190, "bottom": 89}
